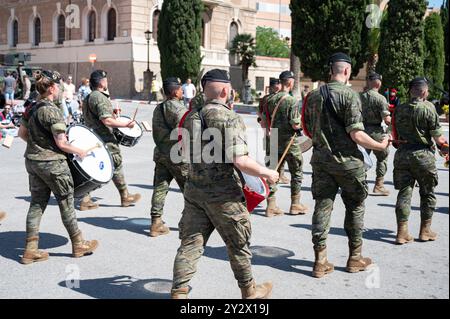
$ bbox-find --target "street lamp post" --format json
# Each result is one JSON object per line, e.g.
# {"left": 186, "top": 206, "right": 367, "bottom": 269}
{"left": 143, "top": 30, "right": 153, "bottom": 101}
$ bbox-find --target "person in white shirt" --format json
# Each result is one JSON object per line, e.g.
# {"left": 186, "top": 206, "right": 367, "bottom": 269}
{"left": 63, "top": 76, "right": 76, "bottom": 122}
{"left": 182, "top": 78, "right": 196, "bottom": 107}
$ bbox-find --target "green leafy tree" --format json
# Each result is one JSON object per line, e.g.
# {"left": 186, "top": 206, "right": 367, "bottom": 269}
{"left": 157, "top": 0, "right": 203, "bottom": 84}
{"left": 441, "top": 0, "right": 449, "bottom": 92}
{"left": 256, "top": 26, "right": 290, "bottom": 58}
{"left": 290, "top": 0, "right": 370, "bottom": 82}
{"left": 424, "top": 12, "right": 445, "bottom": 100}
{"left": 377, "top": 0, "right": 427, "bottom": 101}
{"left": 230, "top": 33, "right": 257, "bottom": 83}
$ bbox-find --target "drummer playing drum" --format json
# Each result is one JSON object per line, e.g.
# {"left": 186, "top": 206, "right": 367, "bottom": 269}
{"left": 80, "top": 70, "right": 141, "bottom": 210}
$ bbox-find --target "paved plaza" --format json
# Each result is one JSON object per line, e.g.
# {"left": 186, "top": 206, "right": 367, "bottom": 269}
{"left": 0, "top": 102, "right": 448, "bottom": 299}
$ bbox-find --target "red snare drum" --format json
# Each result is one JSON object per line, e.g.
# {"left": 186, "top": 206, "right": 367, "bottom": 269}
{"left": 242, "top": 173, "right": 270, "bottom": 213}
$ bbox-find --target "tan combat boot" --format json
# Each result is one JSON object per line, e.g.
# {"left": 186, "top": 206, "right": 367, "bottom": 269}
{"left": 290, "top": 195, "right": 308, "bottom": 215}
{"left": 346, "top": 244, "right": 373, "bottom": 273}
{"left": 419, "top": 219, "right": 437, "bottom": 242}
{"left": 0, "top": 211, "right": 6, "bottom": 222}
{"left": 120, "top": 189, "right": 142, "bottom": 207}
{"left": 21, "top": 236, "right": 49, "bottom": 265}
{"left": 312, "top": 247, "right": 334, "bottom": 278}
{"left": 265, "top": 197, "right": 284, "bottom": 218}
{"left": 241, "top": 279, "right": 273, "bottom": 299}
{"left": 372, "top": 177, "right": 390, "bottom": 196}
{"left": 71, "top": 231, "right": 99, "bottom": 258}
{"left": 79, "top": 195, "right": 99, "bottom": 211}
{"left": 171, "top": 287, "right": 189, "bottom": 299}
{"left": 150, "top": 217, "right": 170, "bottom": 237}
{"left": 396, "top": 221, "right": 414, "bottom": 245}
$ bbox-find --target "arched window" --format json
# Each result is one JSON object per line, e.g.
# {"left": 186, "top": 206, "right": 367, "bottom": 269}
{"left": 229, "top": 22, "right": 239, "bottom": 47}
{"left": 152, "top": 10, "right": 160, "bottom": 41}
{"left": 12, "top": 19, "right": 19, "bottom": 47}
{"left": 57, "top": 14, "right": 65, "bottom": 44}
{"left": 107, "top": 8, "right": 117, "bottom": 41}
{"left": 88, "top": 11, "right": 96, "bottom": 42}
{"left": 34, "top": 17, "right": 41, "bottom": 46}
{"left": 201, "top": 19, "right": 206, "bottom": 47}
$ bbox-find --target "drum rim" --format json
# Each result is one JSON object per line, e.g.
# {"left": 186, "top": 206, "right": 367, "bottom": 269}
{"left": 115, "top": 115, "right": 144, "bottom": 138}
{"left": 66, "top": 124, "right": 114, "bottom": 184}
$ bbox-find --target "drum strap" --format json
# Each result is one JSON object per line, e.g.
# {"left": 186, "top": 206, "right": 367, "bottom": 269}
{"left": 269, "top": 95, "right": 289, "bottom": 131}
{"left": 159, "top": 102, "right": 172, "bottom": 131}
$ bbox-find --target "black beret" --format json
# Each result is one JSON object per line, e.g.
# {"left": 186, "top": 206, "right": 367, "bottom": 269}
{"left": 41, "top": 70, "right": 61, "bottom": 82}
{"left": 409, "top": 77, "right": 428, "bottom": 88}
{"left": 329, "top": 52, "right": 352, "bottom": 65}
{"left": 90, "top": 70, "right": 108, "bottom": 83}
{"left": 201, "top": 69, "right": 231, "bottom": 86}
{"left": 270, "top": 78, "right": 280, "bottom": 86}
{"left": 163, "top": 77, "right": 182, "bottom": 88}
{"left": 367, "top": 72, "right": 382, "bottom": 81}
{"left": 279, "top": 71, "right": 295, "bottom": 80}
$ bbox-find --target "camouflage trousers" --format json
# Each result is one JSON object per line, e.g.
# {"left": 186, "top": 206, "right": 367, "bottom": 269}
{"left": 365, "top": 126, "right": 389, "bottom": 178}
{"left": 108, "top": 144, "right": 127, "bottom": 192}
{"left": 172, "top": 198, "right": 253, "bottom": 290}
{"left": 25, "top": 159, "right": 80, "bottom": 239}
{"left": 150, "top": 157, "right": 188, "bottom": 218}
{"left": 394, "top": 149, "right": 438, "bottom": 222}
{"left": 311, "top": 165, "right": 368, "bottom": 250}
{"left": 266, "top": 139, "right": 304, "bottom": 198}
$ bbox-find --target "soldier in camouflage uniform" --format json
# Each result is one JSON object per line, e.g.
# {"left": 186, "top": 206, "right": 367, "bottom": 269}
{"left": 17, "top": 70, "right": 98, "bottom": 265}
{"left": 303, "top": 53, "right": 390, "bottom": 278}
{"left": 149, "top": 77, "right": 189, "bottom": 237}
{"left": 82, "top": 70, "right": 141, "bottom": 208}
{"left": 360, "top": 72, "right": 392, "bottom": 196}
{"left": 257, "top": 79, "right": 289, "bottom": 185}
{"left": 171, "top": 69, "right": 279, "bottom": 299}
{"left": 264, "top": 71, "right": 307, "bottom": 217}
{"left": 393, "top": 77, "right": 448, "bottom": 245}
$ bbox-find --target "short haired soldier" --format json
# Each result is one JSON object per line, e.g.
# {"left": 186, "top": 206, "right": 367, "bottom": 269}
{"left": 264, "top": 71, "right": 308, "bottom": 217}
{"left": 82, "top": 70, "right": 141, "bottom": 208}
{"left": 171, "top": 69, "right": 279, "bottom": 299}
{"left": 393, "top": 77, "right": 449, "bottom": 245}
{"left": 149, "top": 77, "right": 189, "bottom": 237}
{"left": 302, "top": 53, "right": 390, "bottom": 278}
{"left": 360, "top": 72, "right": 392, "bottom": 196}
{"left": 18, "top": 70, "right": 98, "bottom": 265}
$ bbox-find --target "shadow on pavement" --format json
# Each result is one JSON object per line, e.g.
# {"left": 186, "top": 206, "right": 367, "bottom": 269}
{"left": 129, "top": 184, "right": 182, "bottom": 194}
{"left": 15, "top": 196, "right": 59, "bottom": 206}
{"left": 58, "top": 276, "right": 172, "bottom": 299}
{"left": 203, "top": 245, "right": 341, "bottom": 277}
{"left": 78, "top": 216, "right": 179, "bottom": 237}
{"left": 0, "top": 231, "right": 68, "bottom": 263}
{"left": 291, "top": 224, "right": 398, "bottom": 245}
{"left": 378, "top": 203, "right": 448, "bottom": 215}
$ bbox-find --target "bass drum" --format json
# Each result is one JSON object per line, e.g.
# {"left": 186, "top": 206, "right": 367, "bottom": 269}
{"left": 66, "top": 124, "right": 114, "bottom": 198}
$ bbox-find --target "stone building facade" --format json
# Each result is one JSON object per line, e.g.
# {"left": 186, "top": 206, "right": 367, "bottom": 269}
{"left": 0, "top": 0, "right": 262, "bottom": 98}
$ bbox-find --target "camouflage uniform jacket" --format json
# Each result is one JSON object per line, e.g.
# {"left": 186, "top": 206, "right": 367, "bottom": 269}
{"left": 303, "top": 81, "right": 365, "bottom": 171}
{"left": 182, "top": 99, "right": 249, "bottom": 203}
{"left": 21, "top": 98, "right": 67, "bottom": 161}
{"left": 152, "top": 98, "right": 187, "bottom": 161}
{"left": 360, "top": 89, "right": 390, "bottom": 126}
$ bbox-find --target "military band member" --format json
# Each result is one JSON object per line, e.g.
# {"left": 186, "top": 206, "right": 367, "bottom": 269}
{"left": 18, "top": 70, "right": 98, "bottom": 265}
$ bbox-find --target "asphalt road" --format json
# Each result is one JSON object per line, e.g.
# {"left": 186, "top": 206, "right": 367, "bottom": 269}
{"left": 0, "top": 101, "right": 448, "bottom": 299}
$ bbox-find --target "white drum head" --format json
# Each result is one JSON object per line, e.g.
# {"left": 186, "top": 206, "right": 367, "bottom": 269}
{"left": 242, "top": 173, "right": 269, "bottom": 196}
{"left": 116, "top": 116, "right": 143, "bottom": 138}
{"left": 67, "top": 125, "right": 113, "bottom": 183}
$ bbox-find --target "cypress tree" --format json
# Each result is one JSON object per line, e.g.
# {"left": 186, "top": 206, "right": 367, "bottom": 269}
{"left": 157, "top": 0, "right": 203, "bottom": 84}
{"left": 290, "top": 0, "right": 370, "bottom": 82}
{"left": 377, "top": 0, "right": 427, "bottom": 101}
{"left": 441, "top": 0, "right": 449, "bottom": 92}
{"left": 424, "top": 13, "right": 445, "bottom": 100}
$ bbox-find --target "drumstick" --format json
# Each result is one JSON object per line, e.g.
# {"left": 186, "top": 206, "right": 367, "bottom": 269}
{"left": 275, "top": 134, "right": 296, "bottom": 172}
{"left": 85, "top": 143, "right": 101, "bottom": 154}
{"left": 132, "top": 107, "right": 139, "bottom": 122}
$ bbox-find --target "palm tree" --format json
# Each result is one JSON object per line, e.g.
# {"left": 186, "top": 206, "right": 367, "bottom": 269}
{"left": 230, "top": 33, "right": 257, "bottom": 84}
